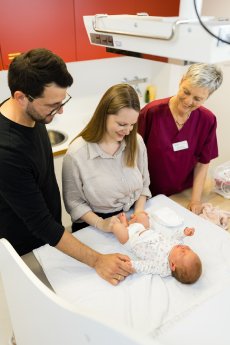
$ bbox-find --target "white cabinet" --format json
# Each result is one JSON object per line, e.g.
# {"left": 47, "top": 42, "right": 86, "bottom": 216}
{"left": 0, "top": 276, "right": 13, "bottom": 345}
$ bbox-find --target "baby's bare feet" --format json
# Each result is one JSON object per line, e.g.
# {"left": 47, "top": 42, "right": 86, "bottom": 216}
{"left": 118, "top": 212, "right": 128, "bottom": 226}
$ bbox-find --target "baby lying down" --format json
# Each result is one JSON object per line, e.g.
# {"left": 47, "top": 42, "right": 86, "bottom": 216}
{"left": 111, "top": 211, "right": 202, "bottom": 284}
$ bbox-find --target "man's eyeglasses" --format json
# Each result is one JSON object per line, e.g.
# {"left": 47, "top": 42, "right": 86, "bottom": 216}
{"left": 27, "top": 93, "right": 72, "bottom": 116}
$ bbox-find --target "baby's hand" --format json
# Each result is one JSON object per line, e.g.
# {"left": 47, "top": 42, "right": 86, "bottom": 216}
{"left": 184, "top": 227, "right": 195, "bottom": 236}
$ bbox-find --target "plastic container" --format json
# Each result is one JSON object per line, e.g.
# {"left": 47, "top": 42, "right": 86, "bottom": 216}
{"left": 213, "top": 161, "right": 230, "bottom": 199}
{"left": 144, "top": 85, "right": 156, "bottom": 103}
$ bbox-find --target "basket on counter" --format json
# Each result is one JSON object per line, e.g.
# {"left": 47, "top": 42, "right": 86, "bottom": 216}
{"left": 213, "top": 161, "right": 230, "bottom": 199}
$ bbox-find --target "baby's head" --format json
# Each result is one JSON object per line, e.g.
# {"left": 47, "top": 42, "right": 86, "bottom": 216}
{"left": 169, "top": 244, "right": 202, "bottom": 284}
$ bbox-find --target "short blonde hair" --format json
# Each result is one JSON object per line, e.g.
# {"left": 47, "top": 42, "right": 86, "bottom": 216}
{"left": 183, "top": 63, "right": 223, "bottom": 95}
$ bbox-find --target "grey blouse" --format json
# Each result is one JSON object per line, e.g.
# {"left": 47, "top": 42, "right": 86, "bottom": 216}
{"left": 62, "top": 134, "right": 151, "bottom": 222}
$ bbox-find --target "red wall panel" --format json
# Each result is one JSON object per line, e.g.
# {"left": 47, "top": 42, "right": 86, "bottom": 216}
{"left": 0, "top": 0, "right": 76, "bottom": 69}
{"left": 74, "top": 0, "right": 180, "bottom": 61}
{"left": 0, "top": 0, "right": 180, "bottom": 69}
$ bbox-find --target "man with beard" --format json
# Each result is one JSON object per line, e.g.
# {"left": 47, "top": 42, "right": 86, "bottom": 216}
{"left": 0, "top": 48, "right": 132, "bottom": 286}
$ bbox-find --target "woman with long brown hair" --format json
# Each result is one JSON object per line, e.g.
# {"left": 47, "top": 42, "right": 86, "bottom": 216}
{"left": 62, "top": 83, "right": 151, "bottom": 233}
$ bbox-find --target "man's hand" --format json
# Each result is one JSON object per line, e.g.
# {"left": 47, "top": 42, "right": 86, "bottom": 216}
{"left": 56, "top": 231, "right": 132, "bottom": 286}
{"left": 184, "top": 227, "right": 195, "bottom": 236}
{"left": 94, "top": 253, "right": 133, "bottom": 285}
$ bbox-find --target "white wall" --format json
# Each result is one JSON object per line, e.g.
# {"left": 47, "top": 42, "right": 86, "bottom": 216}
{"left": 202, "top": 0, "right": 230, "bottom": 16}
{"left": 66, "top": 56, "right": 171, "bottom": 100}
{"left": 199, "top": 0, "right": 230, "bottom": 173}
{"left": 0, "top": 70, "right": 10, "bottom": 101}
{"left": 204, "top": 62, "right": 230, "bottom": 171}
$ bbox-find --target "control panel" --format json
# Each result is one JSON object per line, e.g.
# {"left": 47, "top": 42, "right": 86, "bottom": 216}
{"left": 90, "top": 33, "right": 114, "bottom": 47}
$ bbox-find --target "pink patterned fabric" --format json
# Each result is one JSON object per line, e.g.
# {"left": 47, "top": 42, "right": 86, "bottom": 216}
{"left": 199, "top": 203, "right": 230, "bottom": 230}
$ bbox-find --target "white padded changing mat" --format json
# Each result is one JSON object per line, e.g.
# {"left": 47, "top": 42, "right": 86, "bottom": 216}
{"left": 34, "top": 195, "right": 230, "bottom": 339}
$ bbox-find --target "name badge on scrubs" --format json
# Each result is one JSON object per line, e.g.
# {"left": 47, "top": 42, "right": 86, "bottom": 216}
{"left": 172, "top": 140, "right": 188, "bottom": 152}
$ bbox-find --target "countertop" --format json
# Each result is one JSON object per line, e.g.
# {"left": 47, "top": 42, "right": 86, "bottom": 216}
{"left": 170, "top": 178, "right": 230, "bottom": 230}
{"left": 170, "top": 179, "right": 229, "bottom": 211}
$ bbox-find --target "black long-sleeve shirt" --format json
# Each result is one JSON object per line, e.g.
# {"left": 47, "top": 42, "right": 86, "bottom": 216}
{"left": 0, "top": 112, "right": 64, "bottom": 255}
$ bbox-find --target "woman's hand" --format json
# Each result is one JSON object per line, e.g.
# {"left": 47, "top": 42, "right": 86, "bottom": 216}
{"left": 100, "top": 216, "right": 121, "bottom": 232}
{"left": 187, "top": 201, "right": 203, "bottom": 215}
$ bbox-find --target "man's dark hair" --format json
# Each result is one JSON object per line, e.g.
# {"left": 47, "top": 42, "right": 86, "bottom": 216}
{"left": 8, "top": 48, "right": 73, "bottom": 97}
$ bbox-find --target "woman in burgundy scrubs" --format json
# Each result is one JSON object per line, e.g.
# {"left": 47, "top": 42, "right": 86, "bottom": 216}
{"left": 138, "top": 63, "right": 223, "bottom": 214}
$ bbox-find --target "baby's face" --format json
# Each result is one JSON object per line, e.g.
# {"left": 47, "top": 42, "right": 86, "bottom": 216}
{"left": 169, "top": 245, "right": 196, "bottom": 267}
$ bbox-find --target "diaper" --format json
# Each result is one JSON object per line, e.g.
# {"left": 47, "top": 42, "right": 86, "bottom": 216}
{"left": 151, "top": 207, "right": 184, "bottom": 227}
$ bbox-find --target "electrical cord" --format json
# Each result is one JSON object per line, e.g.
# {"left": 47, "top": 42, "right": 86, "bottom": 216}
{"left": 8, "top": 334, "right": 17, "bottom": 345}
{"left": 194, "top": 0, "right": 230, "bottom": 44}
